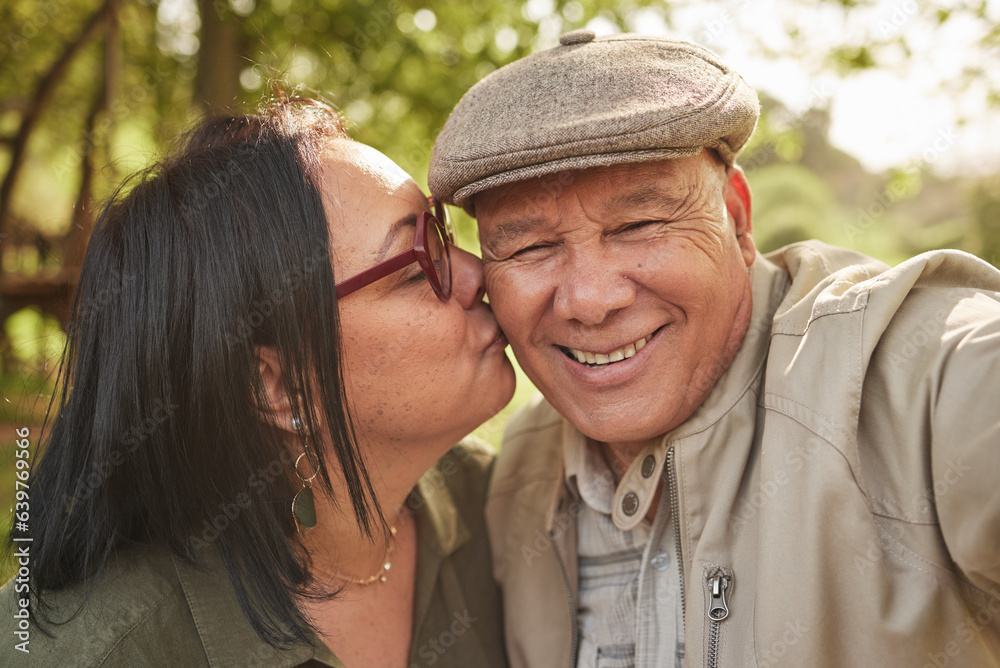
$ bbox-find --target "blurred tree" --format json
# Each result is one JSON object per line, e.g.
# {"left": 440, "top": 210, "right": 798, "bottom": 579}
{"left": 0, "top": 0, "right": 997, "bottom": 335}
{"left": 971, "top": 176, "right": 1000, "bottom": 267}
{"left": 0, "top": 0, "right": 669, "bottom": 272}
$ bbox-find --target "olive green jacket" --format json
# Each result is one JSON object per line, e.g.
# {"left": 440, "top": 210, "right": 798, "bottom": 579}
{"left": 0, "top": 440, "right": 506, "bottom": 667}
{"left": 487, "top": 242, "right": 1000, "bottom": 667}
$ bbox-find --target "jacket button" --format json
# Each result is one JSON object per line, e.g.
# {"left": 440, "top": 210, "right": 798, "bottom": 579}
{"left": 641, "top": 454, "right": 656, "bottom": 478}
{"left": 622, "top": 492, "right": 639, "bottom": 516}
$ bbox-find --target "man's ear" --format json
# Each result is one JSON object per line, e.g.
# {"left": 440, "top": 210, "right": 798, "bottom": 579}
{"left": 256, "top": 345, "right": 297, "bottom": 434}
{"left": 724, "top": 165, "right": 756, "bottom": 268}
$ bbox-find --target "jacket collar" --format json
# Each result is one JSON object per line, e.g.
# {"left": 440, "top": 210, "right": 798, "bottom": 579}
{"left": 412, "top": 466, "right": 471, "bottom": 559}
{"left": 659, "top": 253, "right": 789, "bottom": 442}
{"left": 409, "top": 465, "right": 473, "bottom": 626}
{"left": 172, "top": 552, "right": 342, "bottom": 668}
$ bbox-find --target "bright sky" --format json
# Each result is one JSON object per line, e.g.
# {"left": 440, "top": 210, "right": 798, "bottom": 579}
{"left": 589, "top": 0, "right": 1000, "bottom": 177}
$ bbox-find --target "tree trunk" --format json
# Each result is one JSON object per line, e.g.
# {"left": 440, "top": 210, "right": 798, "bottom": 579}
{"left": 195, "top": 0, "right": 245, "bottom": 113}
{"left": 0, "top": 1, "right": 112, "bottom": 253}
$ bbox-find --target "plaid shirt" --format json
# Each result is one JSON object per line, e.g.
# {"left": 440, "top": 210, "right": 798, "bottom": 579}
{"left": 565, "top": 436, "right": 685, "bottom": 668}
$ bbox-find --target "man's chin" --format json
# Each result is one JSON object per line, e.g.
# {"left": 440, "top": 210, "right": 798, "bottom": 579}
{"left": 553, "top": 401, "right": 679, "bottom": 447}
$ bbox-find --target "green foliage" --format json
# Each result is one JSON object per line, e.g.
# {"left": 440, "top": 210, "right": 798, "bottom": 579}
{"left": 4, "top": 308, "right": 65, "bottom": 372}
{"left": 826, "top": 45, "right": 877, "bottom": 73}
{"left": 0, "top": 0, "right": 669, "bottom": 247}
{"left": 970, "top": 176, "right": 1000, "bottom": 267}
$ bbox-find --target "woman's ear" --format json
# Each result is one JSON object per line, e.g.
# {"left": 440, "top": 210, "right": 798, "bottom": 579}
{"left": 724, "top": 165, "right": 756, "bottom": 268}
{"left": 256, "top": 345, "right": 297, "bottom": 434}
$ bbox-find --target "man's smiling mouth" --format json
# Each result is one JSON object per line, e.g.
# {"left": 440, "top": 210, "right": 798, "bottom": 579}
{"left": 558, "top": 329, "right": 660, "bottom": 368}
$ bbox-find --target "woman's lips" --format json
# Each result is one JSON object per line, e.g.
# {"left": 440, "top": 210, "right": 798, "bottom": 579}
{"left": 488, "top": 328, "right": 508, "bottom": 351}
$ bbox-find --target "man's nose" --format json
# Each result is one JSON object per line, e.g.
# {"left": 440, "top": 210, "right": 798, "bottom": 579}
{"left": 553, "top": 250, "right": 636, "bottom": 325}
{"left": 449, "top": 245, "right": 487, "bottom": 308}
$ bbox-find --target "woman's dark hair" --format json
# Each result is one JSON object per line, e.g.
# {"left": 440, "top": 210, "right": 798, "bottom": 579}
{"left": 14, "top": 97, "right": 384, "bottom": 646}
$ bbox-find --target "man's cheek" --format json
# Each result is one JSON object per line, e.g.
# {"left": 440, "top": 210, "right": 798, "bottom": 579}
{"left": 485, "top": 268, "right": 530, "bottom": 321}
{"left": 483, "top": 264, "right": 502, "bottom": 299}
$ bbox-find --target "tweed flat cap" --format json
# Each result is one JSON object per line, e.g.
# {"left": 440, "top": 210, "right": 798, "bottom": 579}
{"left": 429, "top": 31, "right": 760, "bottom": 215}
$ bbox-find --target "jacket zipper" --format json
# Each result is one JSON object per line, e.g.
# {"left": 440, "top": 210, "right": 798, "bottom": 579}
{"left": 551, "top": 533, "right": 579, "bottom": 668}
{"left": 706, "top": 573, "right": 731, "bottom": 668}
{"left": 666, "top": 446, "right": 685, "bottom": 623}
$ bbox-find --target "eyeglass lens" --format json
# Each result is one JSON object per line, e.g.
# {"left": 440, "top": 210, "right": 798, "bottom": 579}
{"left": 426, "top": 215, "right": 451, "bottom": 299}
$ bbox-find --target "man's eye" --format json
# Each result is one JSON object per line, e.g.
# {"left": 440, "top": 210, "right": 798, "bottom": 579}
{"left": 508, "top": 243, "right": 551, "bottom": 259}
{"left": 619, "top": 220, "right": 662, "bottom": 234}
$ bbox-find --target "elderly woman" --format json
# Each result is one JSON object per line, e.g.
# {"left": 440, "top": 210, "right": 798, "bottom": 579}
{"left": 0, "top": 97, "right": 515, "bottom": 666}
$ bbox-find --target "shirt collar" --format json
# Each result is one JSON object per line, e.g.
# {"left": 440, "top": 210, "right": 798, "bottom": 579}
{"left": 562, "top": 426, "right": 615, "bottom": 515}
{"left": 562, "top": 424, "right": 667, "bottom": 531}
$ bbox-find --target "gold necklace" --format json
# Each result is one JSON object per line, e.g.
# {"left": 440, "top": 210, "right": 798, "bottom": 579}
{"left": 321, "top": 524, "right": 398, "bottom": 585}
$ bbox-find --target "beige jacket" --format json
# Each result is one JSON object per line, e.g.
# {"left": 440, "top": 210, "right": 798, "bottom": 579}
{"left": 486, "top": 241, "right": 1000, "bottom": 668}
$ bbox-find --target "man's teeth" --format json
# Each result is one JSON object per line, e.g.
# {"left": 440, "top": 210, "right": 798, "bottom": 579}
{"left": 568, "top": 334, "right": 651, "bottom": 367}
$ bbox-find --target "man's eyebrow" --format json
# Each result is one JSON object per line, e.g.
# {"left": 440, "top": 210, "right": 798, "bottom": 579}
{"left": 604, "top": 184, "right": 690, "bottom": 213}
{"left": 482, "top": 217, "right": 548, "bottom": 250}
{"left": 374, "top": 213, "right": 417, "bottom": 261}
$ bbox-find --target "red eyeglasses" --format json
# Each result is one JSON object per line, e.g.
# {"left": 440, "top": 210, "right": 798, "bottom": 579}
{"left": 335, "top": 197, "right": 455, "bottom": 301}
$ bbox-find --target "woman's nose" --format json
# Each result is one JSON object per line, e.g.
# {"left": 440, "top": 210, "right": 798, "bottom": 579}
{"left": 448, "top": 246, "right": 487, "bottom": 308}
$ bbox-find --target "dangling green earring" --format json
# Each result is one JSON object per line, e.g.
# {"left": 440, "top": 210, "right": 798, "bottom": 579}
{"left": 293, "top": 451, "right": 318, "bottom": 532}
{"left": 292, "top": 417, "right": 319, "bottom": 533}
{"left": 293, "top": 451, "right": 319, "bottom": 532}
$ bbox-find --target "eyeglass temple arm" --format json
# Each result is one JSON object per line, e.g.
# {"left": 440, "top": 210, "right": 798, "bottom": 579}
{"left": 335, "top": 249, "right": 418, "bottom": 299}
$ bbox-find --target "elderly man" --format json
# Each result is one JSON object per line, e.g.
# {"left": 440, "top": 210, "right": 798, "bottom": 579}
{"left": 429, "top": 31, "right": 1000, "bottom": 668}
